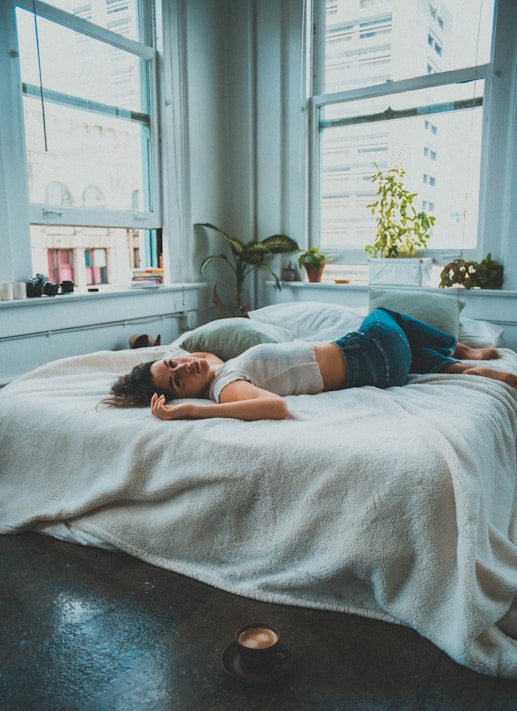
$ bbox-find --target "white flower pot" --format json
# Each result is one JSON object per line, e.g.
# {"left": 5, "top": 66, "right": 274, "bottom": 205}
{"left": 368, "top": 258, "right": 433, "bottom": 287}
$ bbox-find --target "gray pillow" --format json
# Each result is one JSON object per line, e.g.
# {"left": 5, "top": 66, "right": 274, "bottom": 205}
{"left": 179, "top": 318, "right": 295, "bottom": 360}
{"left": 368, "top": 288, "right": 464, "bottom": 338}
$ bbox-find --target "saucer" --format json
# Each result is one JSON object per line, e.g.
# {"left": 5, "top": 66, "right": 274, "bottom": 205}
{"left": 221, "top": 641, "right": 294, "bottom": 685}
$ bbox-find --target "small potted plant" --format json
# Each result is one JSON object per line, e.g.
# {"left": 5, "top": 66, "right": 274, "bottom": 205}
{"left": 439, "top": 253, "right": 503, "bottom": 290}
{"left": 197, "top": 223, "right": 298, "bottom": 315}
{"left": 366, "top": 164, "right": 435, "bottom": 286}
{"left": 296, "top": 247, "right": 334, "bottom": 283}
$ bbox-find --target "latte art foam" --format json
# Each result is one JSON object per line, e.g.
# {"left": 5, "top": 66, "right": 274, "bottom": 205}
{"left": 237, "top": 626, "right": 278, "bottom": 649}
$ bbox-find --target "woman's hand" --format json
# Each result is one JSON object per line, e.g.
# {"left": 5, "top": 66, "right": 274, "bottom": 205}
{"left": 150, "top": 393, "right": 194, "bottom": 420}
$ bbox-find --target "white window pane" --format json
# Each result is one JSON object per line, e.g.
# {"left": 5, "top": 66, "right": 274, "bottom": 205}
{"left": 17, "top": 6, "right": 153, "bottom": 214}
{"left": 23, "top": 96, "right": 149, "bottom": 212}
{"left": 16, "top": 8, "right": 148, "bottom": 114}
{"left": 320, "top": 83, "right": 483, "bottom": 252}
{"left": 38, "top": 0, "right": 142, "bottom": 41}
{"left": 324, "top": 0, "right": 495, "bottom": 93}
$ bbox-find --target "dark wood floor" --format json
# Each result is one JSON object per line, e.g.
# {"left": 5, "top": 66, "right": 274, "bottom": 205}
{"left": 1, "top": 532, "right": 516, "bottom": 710}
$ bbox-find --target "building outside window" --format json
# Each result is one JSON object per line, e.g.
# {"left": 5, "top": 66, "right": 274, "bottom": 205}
{"left": 85, "top": 247, "right": 108, "bottom": 284}
{"left": 9, "top": 0, "right": 160, "bottom": 290}
{"left": 48, "top": 247, "right": 74, "bottom": 283}
{"left": 311, "top": 0, "right": 496, "bottom": 273}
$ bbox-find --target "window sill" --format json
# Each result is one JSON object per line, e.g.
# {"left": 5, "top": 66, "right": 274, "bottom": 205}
{"left": 0, "top": 282, "right": 205, "bottom": 309}
{"left": 276, "top": 281, "right": 517, "bottom": 297}
{"left": 0, "top": 282, "right": 208, "bottom": 343}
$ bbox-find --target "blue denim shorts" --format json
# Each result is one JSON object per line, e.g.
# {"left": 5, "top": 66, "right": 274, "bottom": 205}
{"left": 332, "top": 308, "right": 458, "bottom": 388}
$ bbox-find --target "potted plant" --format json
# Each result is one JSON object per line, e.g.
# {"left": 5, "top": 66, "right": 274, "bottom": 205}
{"left": 197, "top": 223, "right": 298, "bottom": 316}
{"left": 296, "top": 247, "right": 333, "bottom": 283}
{"left": 439, "top": 253, "right": 504, "bottom": 290}
{"left": 365, "top": 164, "right": 435, "bottom": 286}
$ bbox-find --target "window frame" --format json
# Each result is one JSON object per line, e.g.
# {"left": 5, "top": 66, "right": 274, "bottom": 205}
{"left": 9, "top": 0, "right": 161, "bottom": 242}
{"left": 308, "top": 0, "right": 498, "bottom": 266}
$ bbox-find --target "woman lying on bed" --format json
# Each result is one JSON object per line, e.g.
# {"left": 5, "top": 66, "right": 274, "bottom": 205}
{"left": 104, "top": 308, "right": 517, "bottom": 421}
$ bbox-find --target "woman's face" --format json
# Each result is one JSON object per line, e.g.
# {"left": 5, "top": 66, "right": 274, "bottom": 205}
{"left": 150, "top": 356, "right": 214, "bottom": 398}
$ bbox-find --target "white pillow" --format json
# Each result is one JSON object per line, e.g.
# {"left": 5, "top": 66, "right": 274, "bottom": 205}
{"left": 179, "top": 318, "right": 295, "bottom": 360}
{"left": 248, "top": 302, "right": 366, "bottom": 341}
{"left": 368, "top": 288, "right": 464, "bottom": 338}
{"left": 458, "top": 318, "right": 505, "bottom": 348}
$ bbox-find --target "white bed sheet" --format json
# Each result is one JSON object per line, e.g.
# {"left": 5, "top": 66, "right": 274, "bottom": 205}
{"left": 1, "top": 342, "right": 517, "bottom": 678}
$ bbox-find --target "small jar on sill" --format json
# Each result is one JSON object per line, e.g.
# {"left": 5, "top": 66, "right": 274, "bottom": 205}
{"left": 282, "top": 262, "right": 297, "bottom": 282}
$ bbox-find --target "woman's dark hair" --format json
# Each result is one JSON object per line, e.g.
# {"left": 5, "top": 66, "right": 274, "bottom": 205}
{"left": 103, "top": 360, "right": 163, "bottom": 408}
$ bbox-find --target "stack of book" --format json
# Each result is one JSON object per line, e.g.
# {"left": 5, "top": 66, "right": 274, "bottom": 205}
{"left": 130, "top": 268, "right": 165, "bottom": 288}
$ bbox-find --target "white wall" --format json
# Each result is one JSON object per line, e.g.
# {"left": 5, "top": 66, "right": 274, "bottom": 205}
{"left": 202, "top": 0, "right": 308, "bottom": 310}
{"left": 479, "top": 0, "right": 517, "bottom": 289}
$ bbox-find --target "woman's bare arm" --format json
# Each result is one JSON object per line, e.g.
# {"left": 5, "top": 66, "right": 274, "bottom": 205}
{"left": 150, "top": 379, "right": 289, "bottom": 421}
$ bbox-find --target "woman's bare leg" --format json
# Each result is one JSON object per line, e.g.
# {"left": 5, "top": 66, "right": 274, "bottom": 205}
{"left": 453, "top": 342, "right": 500, "bottom": 361}
{"left": 443, "top": 362, "right": 517, "bottom": 388}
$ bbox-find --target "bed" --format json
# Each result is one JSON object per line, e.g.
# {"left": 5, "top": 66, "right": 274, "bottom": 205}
{"left": 1, "top": 291, "right": 517, "bottom": 679}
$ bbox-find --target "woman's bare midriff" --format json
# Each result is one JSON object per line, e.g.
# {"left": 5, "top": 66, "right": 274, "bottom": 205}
{"left": 313, "top": 343, "right": 347, "bottom": 391}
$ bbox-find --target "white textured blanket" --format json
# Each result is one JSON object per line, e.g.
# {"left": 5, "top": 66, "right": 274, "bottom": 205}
{"left": 1, "top": 345, "right": 517, "bottom": 678}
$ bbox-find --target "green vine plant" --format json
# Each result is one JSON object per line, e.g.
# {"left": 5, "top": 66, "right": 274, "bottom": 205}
{"left": 197, "top": 223, "right": 299, "bottom": 316}
{"left": 365, "top": 165, "right": 435, "bottom": 258}
{"left": 439, "top": 253, "right": 504, "bottom": 290}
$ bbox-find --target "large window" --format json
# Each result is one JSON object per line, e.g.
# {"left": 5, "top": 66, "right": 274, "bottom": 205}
{"left": 9, "top": 0, "right": 160, "bottom": 290}
{"left": 311, "top": 0, "right": 496, "bottom": 268}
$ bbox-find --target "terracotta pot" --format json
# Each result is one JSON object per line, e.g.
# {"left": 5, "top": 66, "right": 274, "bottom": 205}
{"left": 304, "top": 263, "right": 325, "bottom": 282}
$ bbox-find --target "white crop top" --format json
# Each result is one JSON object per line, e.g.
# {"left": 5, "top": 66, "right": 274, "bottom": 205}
{"left": 207, "top": 341, "right": 324, "bottom": 402}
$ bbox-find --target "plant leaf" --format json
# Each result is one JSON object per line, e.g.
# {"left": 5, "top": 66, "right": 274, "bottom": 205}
{"left": 200, "top": 254, "right": 229, "bottom": 273}
{"left": 196, "top": 222, "right": 246, "bottom": 254}
{"left": 260, "top": 234, "right": 299, "bottom": 253}
{"left": 257, "top": 262, "right": 281, "bottom": 289}
{"left": 244, "top": 241, "right": 270, "bottom": 253}
{"left": 242, "top": 253, "right": 266, "bottom": 265}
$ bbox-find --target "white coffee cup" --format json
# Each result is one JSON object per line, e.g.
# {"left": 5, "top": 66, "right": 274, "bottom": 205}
{"left": 13, "top": 282, "right": 27, "bottom": 300}
{"left": 0, "top": 283, "right": 14, "bottom": 301}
